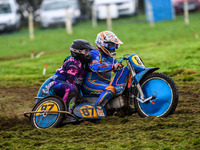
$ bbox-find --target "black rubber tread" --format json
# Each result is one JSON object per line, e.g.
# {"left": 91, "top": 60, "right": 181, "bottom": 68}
{"left": 134, "top": 73, "right": 179, "bottom": 117}
{"left": 30, "top": 96, "right": 65, "bottom": 129}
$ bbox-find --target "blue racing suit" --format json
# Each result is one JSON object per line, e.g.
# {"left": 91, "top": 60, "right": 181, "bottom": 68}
{"left": 81, "top": 49, "right": 117, "bottom": 106}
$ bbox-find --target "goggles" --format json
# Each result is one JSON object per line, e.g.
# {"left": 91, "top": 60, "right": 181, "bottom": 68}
{"left": 70, "top": 48, "right": 90, "bottom": 56}
{"left": 104, "top": 42, "right": 119, "bottom": 50}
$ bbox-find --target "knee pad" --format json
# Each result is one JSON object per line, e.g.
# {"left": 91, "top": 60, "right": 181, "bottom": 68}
{"left": 105, "top": 86, "right": 116, "bottom": 96}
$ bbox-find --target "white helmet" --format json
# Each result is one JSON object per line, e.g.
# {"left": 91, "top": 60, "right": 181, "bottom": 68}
{"left": 95, "top": 31, "right": 123, "bottom": 57}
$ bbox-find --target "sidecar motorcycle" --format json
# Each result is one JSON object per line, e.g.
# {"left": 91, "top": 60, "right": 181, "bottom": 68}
{"left": 24, "top": 54, "right": 179, "bottom": 129}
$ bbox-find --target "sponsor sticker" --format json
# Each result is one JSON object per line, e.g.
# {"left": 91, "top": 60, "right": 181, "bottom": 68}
{"left": 96, "top": 107, "right": 105, "bottom": 117}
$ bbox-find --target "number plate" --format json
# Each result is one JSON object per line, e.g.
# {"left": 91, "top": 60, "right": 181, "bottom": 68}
{"left": 132, "top": 55, "right": 144, "bottom": 66}
{"left": 80, "top": 105, "right": 98, "bottom": 117}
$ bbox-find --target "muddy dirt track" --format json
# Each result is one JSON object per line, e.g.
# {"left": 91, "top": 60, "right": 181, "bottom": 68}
{"left": 0, "top": 82, "right": 199, "bottom": 130}
{"left": 0, "top": 87, "right": 38, "bottom": 129}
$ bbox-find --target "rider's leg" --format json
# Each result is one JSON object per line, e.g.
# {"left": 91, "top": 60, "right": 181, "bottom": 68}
{"left": 82, "top": 80, "right": 116, "bottom": 106}
{"left": 48, "top": 81, "right": 78, "bottom": 111}
{"left": 95, "top": 86, "right": 116, "bottom": 106}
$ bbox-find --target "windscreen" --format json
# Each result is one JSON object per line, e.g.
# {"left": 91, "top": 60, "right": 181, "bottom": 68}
{"left": 0, "top": 4, "right": 11, "bottom": 14}
{"left": 42, "top": 0, "right": 78, "bottom": 11}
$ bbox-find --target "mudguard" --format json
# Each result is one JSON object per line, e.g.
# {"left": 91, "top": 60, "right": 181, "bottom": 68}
{"left": 73, "top": 103, "right": 107, "bottom": 119}
{"left": 133, "top": 67, "right": 159, "bottom": 84}
{"left": 37, "top": 95, "right": 67, "bottom": 111}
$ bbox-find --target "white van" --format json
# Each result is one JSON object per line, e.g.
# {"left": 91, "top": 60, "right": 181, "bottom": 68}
{"left": 39, "top": 0, "right": 81, "bottom": 28}
{"left": 93, "top": 0, "right": 138, "bottom": 20}
{"left": 0, "top": 0, "right": 21, "bottom": 31}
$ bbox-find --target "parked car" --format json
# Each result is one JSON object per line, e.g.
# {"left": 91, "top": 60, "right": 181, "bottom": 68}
{"left": 39, "top": 0, "right": 81, "bottom": 28}
{"left": 93, "top": 0, "right": 138, "bottom": 20}
{"left": 172, "top": 0, "right": 200, "bottom": 14}
{"left": 0, "top": 0, "right": 21, "bottom": 32}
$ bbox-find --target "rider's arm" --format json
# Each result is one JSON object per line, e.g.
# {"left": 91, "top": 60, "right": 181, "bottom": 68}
{"left": 89, "top": 50, "right": 114, "bottom": 72}
{"left": 75, "top": 65, "right": 85, "bottom": 91}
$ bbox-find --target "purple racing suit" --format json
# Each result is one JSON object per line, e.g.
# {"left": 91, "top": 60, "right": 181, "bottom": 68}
{"left": 46, "top": 57, "right": 85, "bottom": 106}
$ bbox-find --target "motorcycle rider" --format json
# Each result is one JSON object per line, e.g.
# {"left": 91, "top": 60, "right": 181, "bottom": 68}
{"left": 46, "top": 39, "right": 95, "bottom": 111}
{"left": 81, "top": 31, "right": 123, "bottom": 106}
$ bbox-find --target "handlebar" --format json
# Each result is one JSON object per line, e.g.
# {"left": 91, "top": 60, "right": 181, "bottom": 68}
{"left": 118, "top": 55, "right": 128, "bottom": 63}
{"left": 118, "top": 56, "right": 124, "bottom": 63}
{"left": 115, "top": 55, "right": 128, "bottom": 71}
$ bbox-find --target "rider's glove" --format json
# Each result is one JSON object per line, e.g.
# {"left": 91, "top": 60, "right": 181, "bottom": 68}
{"left": 113, "top": 62, "right": 123, "bottom": 71}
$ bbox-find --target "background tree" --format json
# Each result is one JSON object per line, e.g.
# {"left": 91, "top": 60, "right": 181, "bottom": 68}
{"left": 16, "top": 0, "right": 42, "bottom": 24}
{"left": 16, "top": 0, "right": 42, "bottom": 12}
{"left": 79, "top": 0, "right": 93, "bottom": 20}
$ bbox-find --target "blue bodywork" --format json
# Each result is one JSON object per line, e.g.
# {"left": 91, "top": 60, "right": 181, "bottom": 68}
{"left": 111, "top": 66, "right": 130, "bottom": 95}
{"left": 36, "top": 76, "right": 52, "bottom": 103}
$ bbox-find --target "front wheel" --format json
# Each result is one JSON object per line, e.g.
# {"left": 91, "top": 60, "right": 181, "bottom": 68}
{"left": 134, "top": 73, "right": 179, "bottom": 117}
{"left": 30, "top": 96, "right": 65, "bottom": 129}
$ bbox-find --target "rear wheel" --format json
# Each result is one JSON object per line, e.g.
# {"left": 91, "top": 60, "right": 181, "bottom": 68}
{"left": 30, "top": 96, "right": 65, "bottom": 129}
{"left": 134, "top": 73, "right": 179, "bottom": 117}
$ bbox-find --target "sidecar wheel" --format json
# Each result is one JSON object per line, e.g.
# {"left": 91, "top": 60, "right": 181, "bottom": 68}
{"left": 134, "top": 73, "right": 179, "bottom": 117}
{"left": 30, "top": 96, "right": 65, "bottom": 129}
